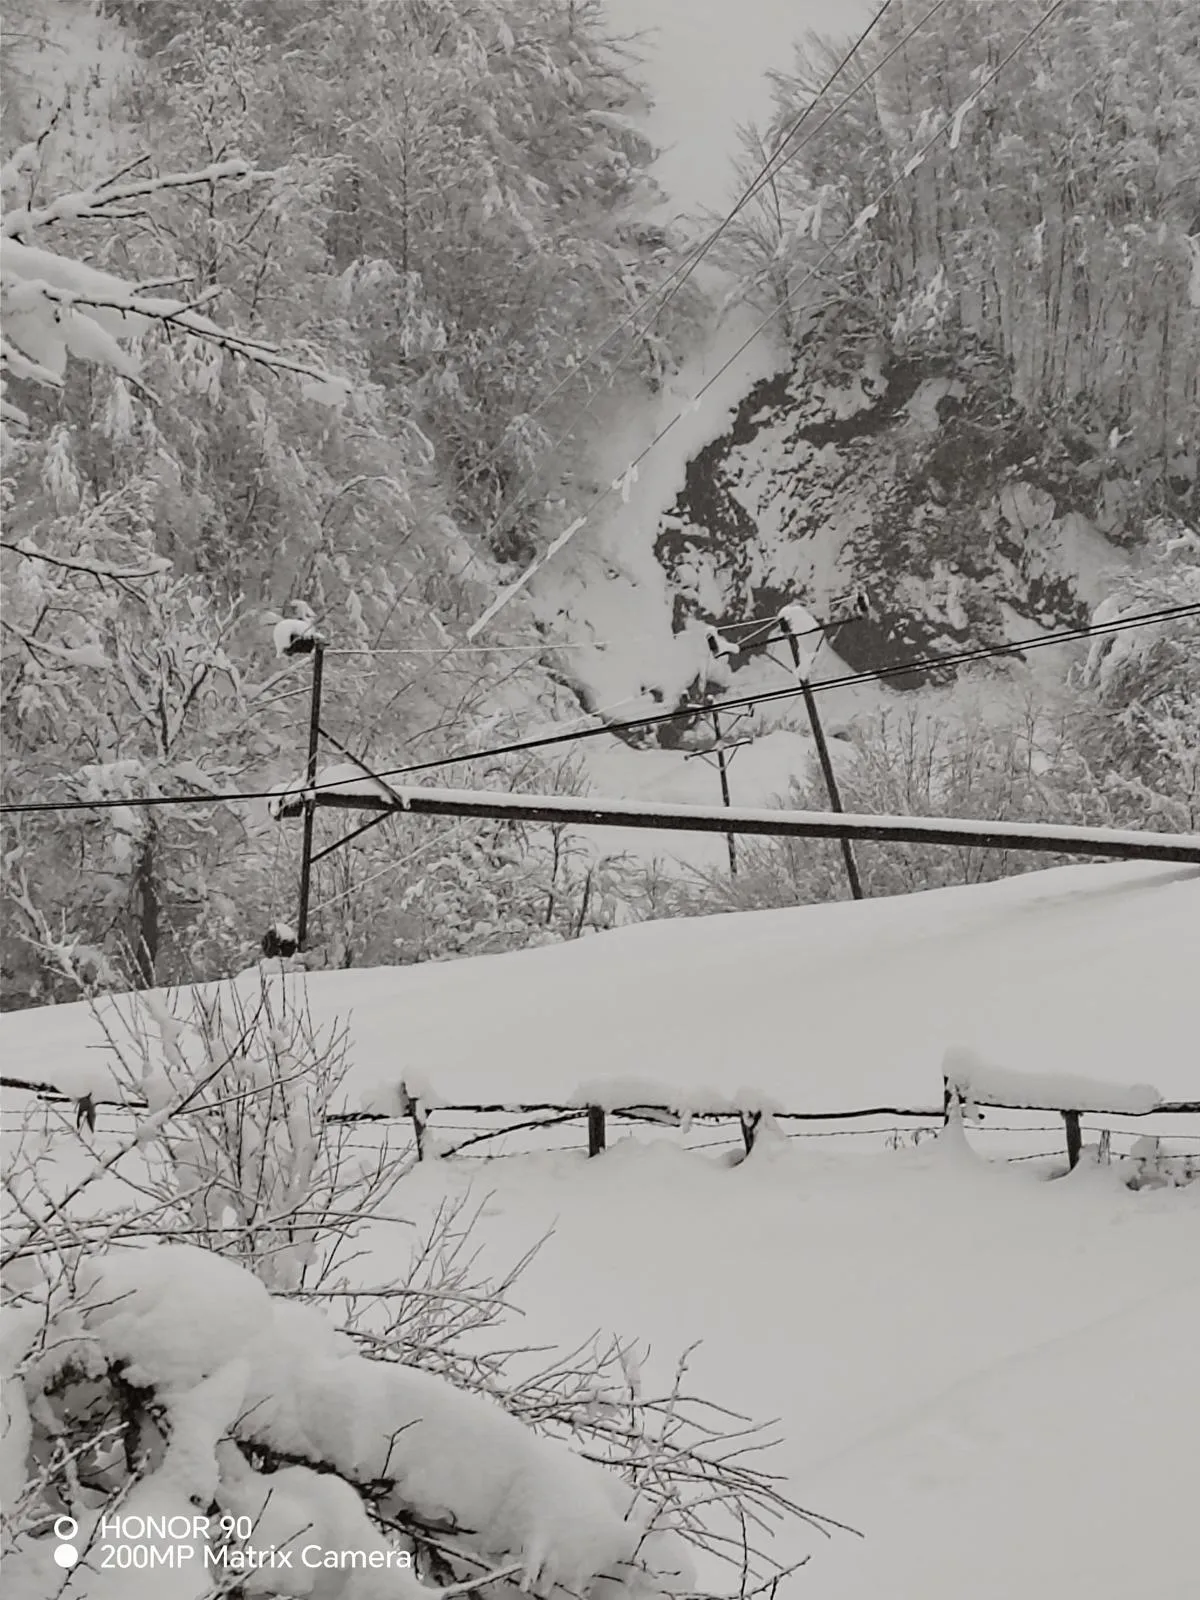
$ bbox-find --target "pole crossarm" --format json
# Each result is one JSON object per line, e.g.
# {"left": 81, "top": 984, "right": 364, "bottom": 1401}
{"left": 275, "top": 779, "right": 1200, "bottom": 866}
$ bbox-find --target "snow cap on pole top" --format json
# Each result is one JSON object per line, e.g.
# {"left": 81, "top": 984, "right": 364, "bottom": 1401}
{"left": 705, "top": 625, "right": 738, "bottom": 660}
{"left": 778, "top": 602, "right": 821, "bottom": 683}
{"left": 269, "top": 600, "right": 324, "bottom": 657}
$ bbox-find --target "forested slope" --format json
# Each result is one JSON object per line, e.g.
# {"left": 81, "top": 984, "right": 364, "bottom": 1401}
{"left": 2, "top": 0, "right": 1197, "bottom": 1000}
{"left": 0, "top": 0, "right": 700, "bottom": 1002}
{"left": 647, "top": 0, "right": 1198, "bottom": 686}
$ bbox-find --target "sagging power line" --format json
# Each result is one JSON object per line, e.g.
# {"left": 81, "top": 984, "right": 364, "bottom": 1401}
{"left": 1, "top": 599, "right": 1195, "bottom": 819}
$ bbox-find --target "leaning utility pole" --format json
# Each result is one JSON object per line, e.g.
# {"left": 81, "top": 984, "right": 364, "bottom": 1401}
{"left": 700, "top": 627, "right": 747, "bottom": 876}
{"left": 707, "top": 700, "right": 738, "bottom": 876}
{"left": 778, "top": 605, "right": 863, "bottom": 900}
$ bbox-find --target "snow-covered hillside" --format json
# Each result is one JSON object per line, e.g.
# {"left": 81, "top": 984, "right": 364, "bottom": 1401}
{"left": 524, "top": 0, "right": 879, "bottom": 827}
{"left": 3, "top": 862, "right": 1198, "bottom": 1596}
{"left": 7, "top": 860, "right": 1198, "bottom": 1113}
{"left": 536, "top": 0, "right": 1196, "bottom": 837}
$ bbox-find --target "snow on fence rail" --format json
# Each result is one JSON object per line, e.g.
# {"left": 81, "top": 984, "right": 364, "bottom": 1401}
{"left": 6, "top": 1063, "right": 1198, "bottom": 1166}
{"left": 940, "top": 1045, "right": 1198, "bottom": 1170}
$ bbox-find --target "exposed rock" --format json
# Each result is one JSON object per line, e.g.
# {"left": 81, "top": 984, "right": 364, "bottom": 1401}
{"left": 644, "top": 332, "right": 1141, "bottom": 720}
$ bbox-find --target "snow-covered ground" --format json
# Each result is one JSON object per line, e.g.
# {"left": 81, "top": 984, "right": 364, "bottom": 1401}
{"left": 7, "top": 861, "right": 1197, "bottom": 1114}
{"left": 4, "top": 863, "right": 1197, "bottom": 1596}
{"left": 392, "top": 1135, "right": 1200, "bottom": 1598}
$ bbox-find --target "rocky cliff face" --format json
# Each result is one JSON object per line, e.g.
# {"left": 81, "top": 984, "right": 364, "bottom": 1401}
{"left": 647, "top": 325, "right": 1146, "bottom": 708}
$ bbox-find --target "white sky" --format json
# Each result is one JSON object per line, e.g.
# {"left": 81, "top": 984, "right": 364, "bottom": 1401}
{"left": 604, "top": 0, "right": 874, "bottom": 215}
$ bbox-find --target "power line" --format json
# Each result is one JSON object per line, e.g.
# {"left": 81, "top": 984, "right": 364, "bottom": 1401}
{"left": 323, "top": 599, "right": 858, "bottom": 658}
{"left": 2, "top": 600, "right": 1194, "bottom": 818}
{"left": 310, "top": 600, "right": 1200, "bottom": 791}
{"left": 464, "top": 0, "right": 1069, "bottom": 640}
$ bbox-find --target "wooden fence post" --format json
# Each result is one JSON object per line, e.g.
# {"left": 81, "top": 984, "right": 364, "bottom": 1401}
{"left": 587, "top": 1105, "right": 606, "bottom": 1157}
{"left": 740, "top": 1110, "right": 762, "bottom": 1156}
{"left": 399, "top": 1083, "right": 427, "bottom": 1160}
{"left": 1062, "top": 1109, "right": 1082, "bottom": 1170}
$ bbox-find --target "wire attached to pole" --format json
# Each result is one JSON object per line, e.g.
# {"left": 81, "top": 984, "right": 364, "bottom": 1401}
{"left": 2, "top": 600, "right": 1195, "bottom": 819}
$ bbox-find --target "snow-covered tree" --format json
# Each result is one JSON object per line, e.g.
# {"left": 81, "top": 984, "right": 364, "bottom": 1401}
{"left": 101, "top": 0, "right": 694, "bottom": 545}
{"left": 720, "top": 0, "right": 1199, "bottom": 522}
{"left": 1071, "top": 520, "right": 1200, "bottom": 827}
{"left": 1, "top": 0, "right": 701, "bottom": 1004}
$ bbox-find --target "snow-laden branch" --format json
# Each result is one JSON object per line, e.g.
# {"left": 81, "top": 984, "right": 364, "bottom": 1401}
{"left": 0, "top": 538, "right": 173, "bottom": 586}
{"left": 1, "top": 158, "right": 267, "bottom": 238}
{"left": 0, "top": 158, "right": 352, "bottom": 424}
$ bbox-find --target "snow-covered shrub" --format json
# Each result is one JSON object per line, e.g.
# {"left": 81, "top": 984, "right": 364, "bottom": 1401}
{"left": 1071, "top": 522, "right": 1200, "bottom": 830}
{"left": 651, "top": 698, "right": 1120, "bottom": 915}
{"left": 1125, "top": 1135, "right": 1198, "bottom": 1191}
{"left": 92, "top": 979, "right": 412, "bottom": 1291}
{"left": 1, "top": 975, "right": 834, "bottom": 1598}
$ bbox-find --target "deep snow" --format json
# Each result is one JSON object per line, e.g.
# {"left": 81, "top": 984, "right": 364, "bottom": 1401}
{"left": 7, "top": 860, "right": 1195, "bottom": 1114}
{"left": 3, "top": 863, "right": 1198, "bottom": 1597}
{"left": 390, "top": 1135, "right": 1200, "bottom": 1598}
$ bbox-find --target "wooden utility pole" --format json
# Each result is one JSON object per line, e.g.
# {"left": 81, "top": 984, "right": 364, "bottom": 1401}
{"left": 702, "top": 627, "right": 744, "bottom": 877}
{"left": 778, "top": 609, "right": 863, "bottom": 900}
{"left": 708, "top": 701, "right": 738, "bottom": 876}
{"left": 295, "top": 638, "right": 325, "bottom": 949}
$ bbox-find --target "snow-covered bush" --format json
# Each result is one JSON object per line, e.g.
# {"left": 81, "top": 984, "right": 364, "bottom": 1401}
{"left": 303, "top": 755, "right": 644, "bottom": 969}
{"left": 1072, "top": 522, "right": 1200, "bottom": 829}
{"left": 1, "top": 975, "right": 833, "bottom": 1598}
{"left": 652, "top": 698, "right": 1122, "bottom": 915}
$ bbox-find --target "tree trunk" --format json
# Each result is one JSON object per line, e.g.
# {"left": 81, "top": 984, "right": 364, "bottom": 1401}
{"left": 130, "top": 824, "right": 160, "bottom": 989}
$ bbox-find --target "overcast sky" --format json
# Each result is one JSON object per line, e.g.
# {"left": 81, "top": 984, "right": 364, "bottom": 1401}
{"left": 604, "top": 0, "right": 874, "bottom": 215}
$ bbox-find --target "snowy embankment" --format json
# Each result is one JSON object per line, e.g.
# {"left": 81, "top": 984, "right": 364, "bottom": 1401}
{"left": 3, "top": 860, "right": 1198, "bottom": 1598}
{"left": 394, "top": 1135, "right": 1200, "bottom": 1599}
{"left": 4, "top": 861, "right": 1197, "bottom": 1117}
